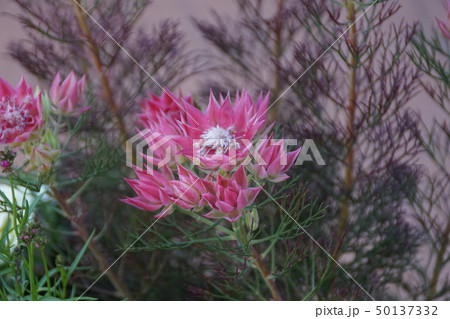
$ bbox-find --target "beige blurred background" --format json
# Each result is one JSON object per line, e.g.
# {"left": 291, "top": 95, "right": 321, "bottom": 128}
{"left": 0, "top": 0, "right": 445, "bottom": 90}
{"left": 0, "top": 0, "right": 446, "bottom": 132}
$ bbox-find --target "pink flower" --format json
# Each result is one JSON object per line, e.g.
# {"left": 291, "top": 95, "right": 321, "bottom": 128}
{"left": 175, "top": 91, "right": 269, "bottom": 170}
{"left": 50, "top": 71, "right": 89, "bottom": 115}
{"left": 122, "top": 89, "right": 299, "bottom": 223}
{"left": 139, "top": 90, "right": 192, "bottom": 129}
{"left": 138, "top": 90, "right": 193, "bottom": 166}
{"left": 169, "top": 164, "right": 209, "bottom": 210}
{"left": 437, "top": 0, "right": 450, "bottom": 39}
{"left": 0, "top": 77, "right": 43, "bottom": 144}
{"left": 202, "top": 166, "right": 262, "bottom": 222}
{"left": 248, "top": 135, "right": 301, "bottom": 182}
{"left": 122, "top": 164, "right": 208, "bottom": 218}
{"left": 122, "top": 168, "right": 176, "bottom": 218}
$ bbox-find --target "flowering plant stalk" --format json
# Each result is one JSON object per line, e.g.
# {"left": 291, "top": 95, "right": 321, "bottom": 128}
{"left": 122, "top": 89, "right": 310, "bottom": 300}
{"left": 0, "top": 73, "right": 98, "bottom": 300}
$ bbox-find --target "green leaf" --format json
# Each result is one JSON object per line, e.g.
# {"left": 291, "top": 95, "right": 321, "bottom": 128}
{"left": 67, "top": 230, "right": 95, "bottom": 279}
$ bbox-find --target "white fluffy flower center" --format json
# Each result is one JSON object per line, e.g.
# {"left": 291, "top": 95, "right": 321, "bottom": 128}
{"left": 0, "top": 96, "right": 33, "bottom": 141}
{"left": 196, "top": 126, "right": 240, "bottom": 155}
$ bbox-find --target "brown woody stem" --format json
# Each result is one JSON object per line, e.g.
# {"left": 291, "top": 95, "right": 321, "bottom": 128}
{"left": 251, "top": 246, "right": 283, "bottom": 301}
{"left": 51, "top": 186, "right": 130, "bottom": 299}
{"left": 72, "top": 1, "right": 128, "bottom": 140}
{"left": 336, "top": 0, "right": 358, "bottom": 255}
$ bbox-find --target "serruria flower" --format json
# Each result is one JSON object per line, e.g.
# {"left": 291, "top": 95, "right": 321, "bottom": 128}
{"left": 139, "top": 90, "right": 192, "bottom": 129}
{"left": 248, "top": 135, "right": 301, "bottom": 182}
{"left": 122, "top": 164, "right": 209, "bottom": 217}
{"left": 175, "top": 90, "right": 269, "bottom": 170}
{"left": 138, "top": 90, "right": 193, "bottom": 167}
{"left": 122, "top": 168, "right": 176, "bottom": 218}
{"left": 0, "top": 77, "right": 43, "bottom": 144}
{"left": 50, "top": 71, "right": 89, "bottom": 115}
{"left": 436, "top": 0, "right": 450, "bottom": 39}
{"left": 169, "top": 164, "right": 209, "bottom": 211}
{"left": 201, "top": 166, "right": 262, "bottom": 222}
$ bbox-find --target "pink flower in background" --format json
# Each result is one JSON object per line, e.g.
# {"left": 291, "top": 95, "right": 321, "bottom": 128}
{"left": 0, "top": 77, "right": 43, "bottom": 144}
{"left": 50, "top": 71, "right": 89, "bottom": 115}
{"left": 436, "top": 0, "right": 450, "bottom": 39}
{"left": 201, "top": 166, "right": 262, "bottom": 222}
{"left": 248, "top": 135, "right": 301, "bottom": 182}
{"left": 175, "top": 91, "right": 269, "bottom": 170}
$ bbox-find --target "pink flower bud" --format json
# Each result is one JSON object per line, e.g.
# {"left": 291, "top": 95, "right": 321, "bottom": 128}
{"left": 25, "top": 142, "right": 60, "bottom": 173}
{"left": 50, "top": 71, "right": 90, "bottom": 115}
{"left": 1, "top": 160, "right": 10, "bottom": 168}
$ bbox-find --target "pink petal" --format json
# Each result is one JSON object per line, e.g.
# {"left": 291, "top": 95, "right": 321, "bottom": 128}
{"left": 50, "top": 72, "right": 61, "bottom": 102}
{"left": 437, "top": 18, "right": 450, "bottom": 39}
{"left": 216, "top": 200, "right": 235, "bottom": 213}
{"left": 16, "top": 77, "right": 32, "bottom": 97}
{"left": 246, "top": 187, "right": 262, "bottom": 205}
{"left": 206, "top": 91, "right": 221, "bottom": 126}
{"left": 120, "top": 197, "right": 162, "bottom": 211}
{"left": 232, "top": 166, "right": 248, "bottom": 189}
{"left": 0, "top": 77, "right": 14, "bottom": 96}
{"left": 282, "top": 147, "right": 301, "bottom": 173}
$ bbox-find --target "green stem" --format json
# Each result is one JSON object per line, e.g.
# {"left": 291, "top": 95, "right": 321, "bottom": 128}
{"left": 177, "top": 208, "right": 236, "bottom": 238}
{"left": 8, "top": 175, "right": 20, "bottom": 239}
{"left": 27, "top": 245, "right": 37, "bottom": 300}
{"left": 40, "top": 249, "right": 52, "bottom": 295}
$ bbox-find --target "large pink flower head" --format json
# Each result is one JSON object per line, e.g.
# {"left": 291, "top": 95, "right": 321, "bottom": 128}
{"left": 0, "top": 77, "right": 43, "bottom": 144}
{"left": 436, "top": 0, "right": 450, "bottom": 39}
{"left": 123, "top": 89, "right": 301, "bottom": 223}
{"left": 176, "top": 91, "right": 269, "bottom": 170}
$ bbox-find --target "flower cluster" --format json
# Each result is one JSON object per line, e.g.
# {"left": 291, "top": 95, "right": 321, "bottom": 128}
{"left": 0, "top": 72, "right": 88, "bottom": 175}
{"left": 123, "top": 90, "right": 301, "bottom": 222}
{"left": 19, "top": 222, "right": 47, "bottom": 248}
